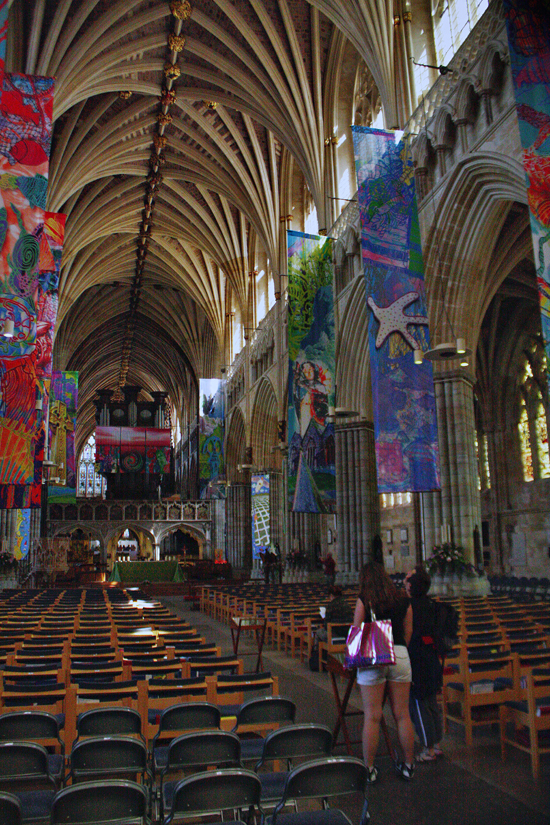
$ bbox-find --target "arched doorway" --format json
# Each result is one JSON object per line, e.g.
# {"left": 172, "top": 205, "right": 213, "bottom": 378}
{"left": 160, "top": 528, "right": 200, "bottom": 560}
{"left": 116, "top": 528, "right": 141, "bottom": 561}
{"left": 51, "top": 525, "right": 102, "bottom": 585}
{"left": 105, "top": 526, "right": 155, "bottom": 572}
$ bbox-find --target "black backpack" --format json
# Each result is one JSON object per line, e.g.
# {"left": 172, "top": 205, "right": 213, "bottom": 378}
{"left": 431, "top": 600, "right": 459, "bottom": 657}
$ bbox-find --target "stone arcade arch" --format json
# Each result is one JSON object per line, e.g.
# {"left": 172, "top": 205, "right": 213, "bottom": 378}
{"left": 418, "top": 151, "right": 531, "bottom": 558}
{"left": 225, "top": 407, "right": 249, "bottom": 571}
{"left": 250, "top": 377, "right": 283, "bottom": 569}
{"left": 155, "top": 522, "right": 207, "bottom": 557}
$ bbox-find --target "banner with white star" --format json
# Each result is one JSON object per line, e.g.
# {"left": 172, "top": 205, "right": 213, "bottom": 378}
{"left": 352, "top": 126, "right": 440, "bottom": 493}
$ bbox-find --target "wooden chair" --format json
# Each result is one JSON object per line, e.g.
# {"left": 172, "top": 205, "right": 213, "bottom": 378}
{"left": 318, "top": 624, "right": 350, "bottom": 672}
{"left": 499, "top": 666, "right": 550, "bottom": 779}
{"left": 281, "top": 610, "right": 320, "bottom": 659}
{"left": 64, "top": 681, "right": 148, "bottom": 751}
{"left": 211, "top": 672, "right": 280, "bottom": 730}
{"left": 443, "top": 647, "right": 517, "bottom": 747}
{"left": 145, "top": 677, "right": 211, "bottom": 743}
{"left": 182, "top": 655, "right": 243, "bottom": 678}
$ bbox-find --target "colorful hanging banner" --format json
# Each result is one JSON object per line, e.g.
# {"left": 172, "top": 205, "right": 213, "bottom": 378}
{"left": 0, "top": 70, "right": 58, "bottom": 506}
{"left": 48, "top": 371, "right": 78, "bottom": 504}
{"left": 504, "top": 0, "right": 550, "bottom": 379}
{"left": 198, "top": 378, "right": 224, "bottom": 498}
{"left": 13, "top": 507, "right": 31, "bottom": 559}
{"left": 251, "top": 473, "right": 270, "bottom": 559}
{"left": 352, "top": 126, "right": 440, "bottom": 492}
{"left": 0, "top": 1, "right": 8, "bottom": 77}
{"left": 95, "top": 426, "right": 121, "bottom": 473}
{"left": 95, "top": 426, "right": 171, "bottom": 475}
{"left": 287, "top": 230, "right": 335, "bottom": 513}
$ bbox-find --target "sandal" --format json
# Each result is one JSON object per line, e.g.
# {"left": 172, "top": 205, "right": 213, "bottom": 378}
{"left": 433, "top": 746, "right": 444, "bottom": 757}
{"left": 394, "top": 761, "right": 415, "bottom": 781}
{"left": 366, "top": 766, "right": 379, "bottom": 784}
{"left": 416, "top": 749, "right": 437, "bottom": 762}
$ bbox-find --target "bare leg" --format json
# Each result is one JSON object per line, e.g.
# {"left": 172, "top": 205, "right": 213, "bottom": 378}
{"left": 387, "top": 680, "right": 415, "bottom": 765}
{"left": 359, "top": 682, "right": 386, "bottom": 767}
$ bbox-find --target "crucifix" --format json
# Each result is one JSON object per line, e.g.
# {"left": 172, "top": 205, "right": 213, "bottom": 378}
{"left": 49, "top": 399, "right": 74, "bottom": 485}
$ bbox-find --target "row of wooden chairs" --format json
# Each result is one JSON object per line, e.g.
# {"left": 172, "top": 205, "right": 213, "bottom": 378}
{"left": 442, "top": 646, "right": 550, "bottom": 778}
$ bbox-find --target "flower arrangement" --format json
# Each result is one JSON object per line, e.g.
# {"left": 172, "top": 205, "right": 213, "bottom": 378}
{"left": 426, "top": 542, "right": 476, "bottom": 576}
{"left": 0, "top": 550, "right": 17, "bottom": 574}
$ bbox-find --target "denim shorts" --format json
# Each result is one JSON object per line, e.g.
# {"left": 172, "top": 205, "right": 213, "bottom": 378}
{"left": 356, "top": 645, "right": 412, "bottom": 685}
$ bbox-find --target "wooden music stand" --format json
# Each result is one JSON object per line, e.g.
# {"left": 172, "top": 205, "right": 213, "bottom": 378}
{"left": 230, "top": 615, "right": 268, "bottom": 672}
{"left": 326, "top": 654, "right": 396, "bottom": 760}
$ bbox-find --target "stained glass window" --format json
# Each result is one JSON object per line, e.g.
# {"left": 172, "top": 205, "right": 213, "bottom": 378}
{"left": 517, "top": 343, "right": 549, "bottom": 482}
{"left": 77, "top": 434, "right": 107, "bottom": 498}
{"left": 536, "top": 401, "right": 550, "bottom": 478}
{"left": 475, "top": 431, "right": 491, "bottom": 491}
{"left": 519, "top": 403, "right": 534, "bottom": 482}
{"left": 482, "top": 434, "right": 491, "bottom": 490}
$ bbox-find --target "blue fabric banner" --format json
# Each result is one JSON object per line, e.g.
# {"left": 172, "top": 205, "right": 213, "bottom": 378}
{"left": 352, "top": 126, "right": 440, "bottom": 492}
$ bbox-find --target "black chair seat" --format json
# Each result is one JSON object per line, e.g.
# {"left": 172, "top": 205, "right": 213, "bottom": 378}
{"left": 504, "top": 697, "right": 550, "bottom": 713}
{"left": 152, "top": 746, "right": 168, "bottom": 769}
{"left": 239, "top": 738, "right": 265, "bottom": 762}
{"left": 259, "top": 771, "right": 287, "bottom": 802}
{"left": 14, "top": 789, "right": 56, "bottom": 823}
{"left": 447, "top": 679, "right": 508, "bottom": 693}
{"left": 265, "top": 810, "right": 352, "bottom": 825}
{"left": 162, "top": 780, "right": 176, "bottom": 811}
{"left": 46, "top": 754, "right": 64, "bottom": 778}
{"left": 219, "top": 704, "right": 240, "bottom": 718}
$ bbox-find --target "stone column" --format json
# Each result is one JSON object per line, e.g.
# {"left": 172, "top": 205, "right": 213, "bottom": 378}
{"left": 422, "top": 372, "right": 481, "bottom": 562}
{"left": 336, "top": 425, "right": 350, "bottom": 572}
{"left": 336, "top": 421, "right": 380, "bottom": 574}
{"left": 227, "top": 483, "right": 251, "bottom": 573}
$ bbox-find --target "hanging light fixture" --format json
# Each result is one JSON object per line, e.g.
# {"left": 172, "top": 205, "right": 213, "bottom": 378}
{"left": 423, "top": 339, "right": 472, "bottom": 362}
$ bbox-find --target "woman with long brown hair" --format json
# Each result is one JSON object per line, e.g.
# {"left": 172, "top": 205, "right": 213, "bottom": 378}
{"left": 354, "top": 562, "right": 415, "bottom": 783}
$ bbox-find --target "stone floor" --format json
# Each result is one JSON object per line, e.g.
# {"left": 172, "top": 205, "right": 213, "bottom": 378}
{"left": 161, "top": 598, "right": 550, "bottom": 825}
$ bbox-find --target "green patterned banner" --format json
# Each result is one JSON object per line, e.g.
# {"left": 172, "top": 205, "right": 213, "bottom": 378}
{"left": 287, "top": 230, "right": 335, "bottom": 513}
{"left": 199, "top": 378, "right": 224, "bottom": 498}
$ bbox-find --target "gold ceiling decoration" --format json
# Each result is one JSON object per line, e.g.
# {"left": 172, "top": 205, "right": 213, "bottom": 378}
{"left": 204, "top": 101, "right": 218, "bottom": 109}
{"left": 170, "top": 0, "right": 192, "bottom": 20}
{"left": 159, "top": 88, "right": 177, "bottom": 106}
{"left": 164, "top": 62, "right": 181, "bottom": 80}
{"left": 169, "top": 34, "right": 186, "bottom": 52}
{"left": 157, "top": 112, "right": 173, "bottom": 126}
{"left": 153, "top": 135, "right": 167, "bottom": 150}
{"left": 118, "top": 91, "right": 132, "bottom": 99}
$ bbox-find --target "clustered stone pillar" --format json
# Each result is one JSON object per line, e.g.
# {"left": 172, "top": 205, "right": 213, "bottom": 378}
{"left": 226, "top": 483, "right": 251, "bottom": 572}
{"left": 422, "top": 372, "right": 481, "bottom": 562}
{"left": 336, "top": 420, "right": 380, "bottom": 580}
{"left": 289, "top": 512, "right": 319, "bottom": 563}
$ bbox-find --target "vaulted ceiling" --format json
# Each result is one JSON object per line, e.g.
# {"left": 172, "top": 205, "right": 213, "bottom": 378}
{"left": 9, "top": 0, "right": 401, "bottom": 448}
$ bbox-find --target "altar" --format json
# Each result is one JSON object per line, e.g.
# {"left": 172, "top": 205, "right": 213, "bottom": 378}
{"left": 109, "top": 560, "right": 185, "bottom": 583}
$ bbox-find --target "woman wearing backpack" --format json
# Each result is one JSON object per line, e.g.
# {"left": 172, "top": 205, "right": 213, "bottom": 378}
{"left": 404, "top": 566, "right": 444, "bottom": 761}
